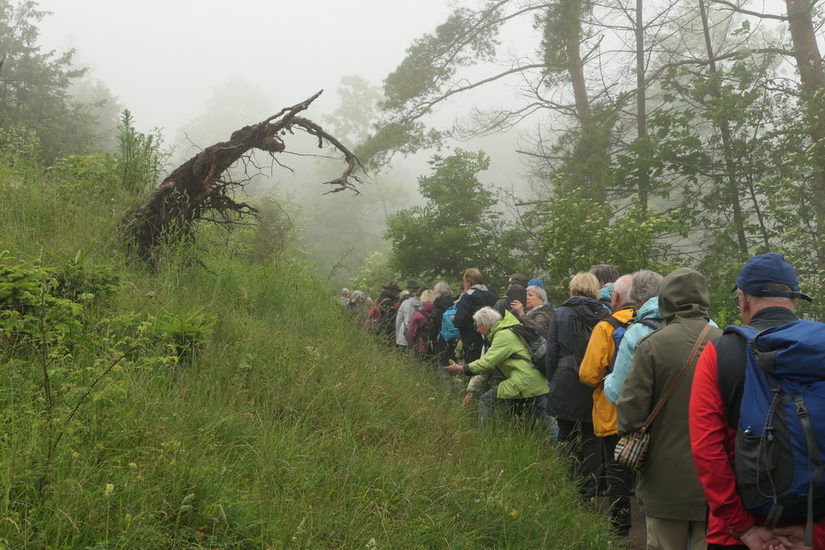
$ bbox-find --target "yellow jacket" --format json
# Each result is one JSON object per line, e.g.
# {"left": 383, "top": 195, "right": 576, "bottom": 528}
{"left": 578, "top": 305, "right": 635, "bottom": 437}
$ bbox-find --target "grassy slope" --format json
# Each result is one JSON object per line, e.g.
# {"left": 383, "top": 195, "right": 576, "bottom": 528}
{"left": 0, "top": 165, "right": 618, "bottom": 549}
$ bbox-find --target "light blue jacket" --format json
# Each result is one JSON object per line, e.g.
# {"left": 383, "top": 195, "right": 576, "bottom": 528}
{"left": 604, "top": 296, "right": 661, "bottom": 404}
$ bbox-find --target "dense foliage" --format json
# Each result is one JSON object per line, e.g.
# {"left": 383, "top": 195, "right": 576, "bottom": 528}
{"left": 0, "top": 140, "right": 618, "bottom": 548}
{"left": 386, "top": 150, "right": 519, "bottom": 290}
{"left": 364, "top": 1, "right": 825, "bottom": 321}
{"left": 0, "top": 0, "right": 118, "bottom": 161}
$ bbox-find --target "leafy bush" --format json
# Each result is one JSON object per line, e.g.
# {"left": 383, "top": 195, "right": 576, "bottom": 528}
{"left": 0, "top": 251, "right": 83, "bottom": 344}
{"left": 0, "top": 126, "right": 41, "bottom": 182}
{"left": 47, "top": 152, "right": 118, "bottom": 198}
{"left": 51, "top": 250, "right": 122, "bottom": 302}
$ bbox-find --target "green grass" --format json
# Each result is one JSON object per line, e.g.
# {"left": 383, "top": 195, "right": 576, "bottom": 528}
{"left": 0, "top": 160, "right": 619, "bottom": 548}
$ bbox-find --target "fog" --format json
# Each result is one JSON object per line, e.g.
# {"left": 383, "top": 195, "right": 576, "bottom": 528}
{"left": 34, "top": 1, "right": 547, "bottom": 287}
{"left": 39, "top": 1, "right": 452, "bottom": 131}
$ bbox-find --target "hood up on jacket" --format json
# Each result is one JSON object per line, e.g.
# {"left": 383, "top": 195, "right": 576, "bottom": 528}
{"left": 658, "top": 267, "right": 711, "bottom": 324}
{"left": 490, "top": 309, "right": 521, "bottom": 337}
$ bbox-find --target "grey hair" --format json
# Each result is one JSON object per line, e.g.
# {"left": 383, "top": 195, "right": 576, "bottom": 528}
{"left": 613, "top": 275, "right": 634, "bottom": 304}
{"left": 631, "top": 270, "right": 663, "bottom": 305}
{"left": 472, "top": 306, "right": 502, "bottom": 330}
{"left": 526, "top": 285, "right": 547, "bottom": 303}
{"left": 433, "top": 281, "right": 452, "bottom": 299}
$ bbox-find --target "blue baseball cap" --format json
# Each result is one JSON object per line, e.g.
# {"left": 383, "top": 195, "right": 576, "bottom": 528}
{"left": 734, "top": 253, "right": 813, "bottom": 302}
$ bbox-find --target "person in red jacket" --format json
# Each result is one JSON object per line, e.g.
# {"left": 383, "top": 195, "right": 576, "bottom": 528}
{"left": 689, "top": 253, "right": 824, "bottom": 549}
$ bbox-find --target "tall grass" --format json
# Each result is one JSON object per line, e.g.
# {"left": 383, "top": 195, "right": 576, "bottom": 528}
{"left": 0, "top": 158, "right": 619, "bottom": 548}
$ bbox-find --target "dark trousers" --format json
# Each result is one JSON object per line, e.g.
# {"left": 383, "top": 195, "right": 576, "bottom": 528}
{"left": 601, "top": 433, "right": 634, "bottom": 536}
{"left": 556, "top": 419, "right": 601, "bottom": 500}
{"left": 433, "top": 338, "right": 458, "bottom": 366}
{"left": 707, "top": 545, "right": 747, "bottom": 549}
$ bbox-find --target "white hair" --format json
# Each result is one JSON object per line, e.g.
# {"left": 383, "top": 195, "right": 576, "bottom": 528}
{"left": 472, "top": 306, "right": 502, "bottom": 330}
{"left": 526, "top": 285, "right": 547, "bottom": 303}
{"left": 613, "top": 275, "right": 634, "bottom": 303}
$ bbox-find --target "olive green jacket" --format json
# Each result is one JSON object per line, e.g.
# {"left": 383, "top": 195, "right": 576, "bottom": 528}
{"left": 616, "top": 268, "right": 722, "bottom": 520}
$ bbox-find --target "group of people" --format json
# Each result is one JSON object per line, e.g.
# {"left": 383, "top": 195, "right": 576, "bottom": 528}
{"left": 341, "top": 254, "right": 824, "bottom": 550}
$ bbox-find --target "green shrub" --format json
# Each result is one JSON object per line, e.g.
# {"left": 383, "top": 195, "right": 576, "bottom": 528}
{"left": 154, "top": 309, "right": 216, "bottom": 362}
{"left": 51, "top": 250, "right": 123, "bottom": 303}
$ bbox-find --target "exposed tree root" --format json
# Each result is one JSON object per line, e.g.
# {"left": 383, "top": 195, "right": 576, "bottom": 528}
{"left": 125, "top": 91, "right": 361, "bottom": 262}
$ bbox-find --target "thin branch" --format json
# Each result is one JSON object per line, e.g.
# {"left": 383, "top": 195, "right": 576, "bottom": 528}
{"left": 611, "top": 48, "right": 794, "bottom": 115}
{"left": 399, "top": 63, "right": 547, "bottom": 123}
{"left": 709, "top": 0, "right": 788, "bottom": 21}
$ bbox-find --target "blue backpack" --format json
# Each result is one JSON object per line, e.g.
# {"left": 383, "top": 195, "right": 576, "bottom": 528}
{"left": 439, "top": 304, "right": 460, "bottom": 342}
{"left": 726, "top": 321, "right": 825, "bottom": 541}
{"left": 605, "top": 315, "right": 632, "bottom": 373}
{"left": 605, "top": 314, "right": 664, "bottom": 372}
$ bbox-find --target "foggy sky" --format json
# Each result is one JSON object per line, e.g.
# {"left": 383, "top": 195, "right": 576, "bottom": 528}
{"left": 38, "top": 1, "right": 455, "bottom": 134}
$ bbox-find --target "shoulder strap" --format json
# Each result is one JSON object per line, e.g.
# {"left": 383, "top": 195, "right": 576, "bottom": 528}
{"left": 605, "top": 315, "right": 630, "bottom": 329}
{"left": 639, "top": 324, "right": 712, "bottom": 432}
{"left": 636, "top": 318, "right": 664, "bottom": 331}
{"left": 503, "top": 326, "right": 534, "bottom": 363}
{"left": 717, "top": 324, "right": 758, "bottom": 427}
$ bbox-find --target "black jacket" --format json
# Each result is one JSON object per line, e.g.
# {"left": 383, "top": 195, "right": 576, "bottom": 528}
{"left": 453, "top": 285, "right": 497, "bottom": 361}
{"left": 545, "top": 296, "right": 607, "bottom": 422}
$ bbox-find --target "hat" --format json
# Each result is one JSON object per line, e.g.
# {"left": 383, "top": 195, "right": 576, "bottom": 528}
{"left": 508, "top": 273, "right": 529, "bottom": 287}
{"left": 406, "top": 279, "right": 420, "bottom": 290}
{"left": 734, "top": 253, "right": 813, "bottom": 302}
{"left": 383, "top": 280, "right": 402, "bottom": 293}
{"left": 527, "top": 278, "right": 545, "bottom": 290}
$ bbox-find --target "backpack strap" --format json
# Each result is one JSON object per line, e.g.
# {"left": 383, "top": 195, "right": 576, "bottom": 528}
{"left": 605, "top": 314, "right": 632, "bottom": 373}
{"left": 605, "top": 315, "right": 631, "bottom": 330}
{"left": 638, "top": 324, "right": 712, "bottom": 433}
{"left": 636, "top": 318, "right": 664, "bottom": 331}
{"left": 718, "top": 325, "right": 758, "bottom": 427}
{"left": 503, "top": 326, "right": 535, "bottom": 364}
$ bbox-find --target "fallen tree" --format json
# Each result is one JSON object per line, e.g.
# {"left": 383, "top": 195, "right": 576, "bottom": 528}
{"left": 124, "top": 91, "right": 361, "bottom": 262}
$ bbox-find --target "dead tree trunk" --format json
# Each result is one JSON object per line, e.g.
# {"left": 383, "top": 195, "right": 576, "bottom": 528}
{"left": 124, "top": 91, "right": 360, "bottom": 262}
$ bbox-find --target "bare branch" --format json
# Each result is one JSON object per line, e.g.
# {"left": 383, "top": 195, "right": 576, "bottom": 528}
{"left": 611, "top": 47, "right": 795, "bottom": 116}
{"left": 709, "top": 0, "right": 788, "bottom": 21}
{"left": 399, "top": 63, "right": 547, "bottom": 124}
{"left": 124, "top": 91, "right": 361, "bottom": 262}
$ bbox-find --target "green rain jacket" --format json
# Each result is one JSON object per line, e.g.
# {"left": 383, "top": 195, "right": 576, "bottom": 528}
{"left": 468, "top": 311, "right": 549, "bottom": 399}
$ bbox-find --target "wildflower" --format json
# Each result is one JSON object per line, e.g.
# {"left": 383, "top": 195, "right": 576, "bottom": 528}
{"left": 509, "top": 509, "right": 519, "bottom": 519}
{"left": 128, "top": 462, "right": 138, "bottom": 470}
{"left": 104, "top": 483, "right": 115, "bottom": 497}
{"left": 366, "top": 538, "right": 378, "bottom": 550}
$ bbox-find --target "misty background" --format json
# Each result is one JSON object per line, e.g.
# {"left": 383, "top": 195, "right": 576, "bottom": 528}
{"left": 37, "top": 0, "right": 539, "bottom": 289}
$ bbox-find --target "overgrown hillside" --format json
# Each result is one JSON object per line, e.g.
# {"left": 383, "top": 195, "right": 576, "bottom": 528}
{"left": 0, "top": 147, "right": 617, "bottom": 548}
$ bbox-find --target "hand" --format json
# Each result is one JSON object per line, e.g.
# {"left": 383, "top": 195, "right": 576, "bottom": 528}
{"left": 768, "top": 526, "right": 810, "bottom": 550}
{"left": 461, "top": 391, "right": 475, "bottom": 407}
{"left": 510, "top": 300, "right": 524, "bottom": 316}
{"left": 443, "top": 361, "right": 464, "bottom": 374}
{"left": 739, "top": 526, "right": 778, "bottom": 550}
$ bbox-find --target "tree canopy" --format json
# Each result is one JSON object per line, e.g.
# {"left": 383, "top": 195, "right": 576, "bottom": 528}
{"left": 0, "top": 0, "right": 114, "bottom": 161}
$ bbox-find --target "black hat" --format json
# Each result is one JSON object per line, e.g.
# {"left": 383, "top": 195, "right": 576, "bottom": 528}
{"left": 406, "top": 279, "right": 420, "bottom": 290}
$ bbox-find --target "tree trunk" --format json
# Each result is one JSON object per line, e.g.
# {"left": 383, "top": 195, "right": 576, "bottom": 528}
{"left": 558, "top": 0, "right": 608, "bottom": 202}
{"left": 699, "top": 0, "right": 749, "bottom": 255}
{"left": 124, "top": 92, "right": 360, "bottom": 263}
{"left": 785, "top": 0, "right": 825, "bottom": 261}
{"left": 636, "top": 0, "right": 650, "bottom": 214}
